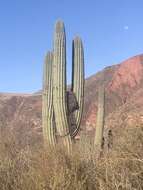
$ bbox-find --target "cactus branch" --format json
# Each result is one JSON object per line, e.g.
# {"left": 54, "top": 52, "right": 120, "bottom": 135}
{"left": 42, "top": 52, "right": 56, "bottom": 148}
{"left": 71, "top": 36, "right": 84, "bottom": 138}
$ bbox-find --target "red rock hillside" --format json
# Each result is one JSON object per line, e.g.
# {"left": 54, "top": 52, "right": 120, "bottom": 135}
{"left": 0, "top": 54, "right": 143, "bottom": 141}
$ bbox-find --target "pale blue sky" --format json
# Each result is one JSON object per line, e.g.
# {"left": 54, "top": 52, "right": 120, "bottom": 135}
{"left": 0, "top": 0, "right": 143, "bottom": 92}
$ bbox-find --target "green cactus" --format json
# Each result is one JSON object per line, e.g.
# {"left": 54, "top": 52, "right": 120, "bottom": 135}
{"left": 71, "top": 37, "right": 84, "bottom": 137}
{"left": 94, "top": 85, "right": 105, "bottom": 150}
{"left": 42, "top": 52, "right": 56, "bottom": 148}
{"left": 42, "top": 20, "right": 85, "bottom": 153}
{"left": 53, "top": 20, "right": 72, "bottom": 153}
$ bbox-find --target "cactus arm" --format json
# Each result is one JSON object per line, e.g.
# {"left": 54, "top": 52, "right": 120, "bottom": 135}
{"left": 53, "top": 20, "right": 72, "bottom": 153}
{"left": 71, "top": 37, "right": 84, "bottom": 137}
{"left": 42, "top": 52, "right": 56, "bottom": 147}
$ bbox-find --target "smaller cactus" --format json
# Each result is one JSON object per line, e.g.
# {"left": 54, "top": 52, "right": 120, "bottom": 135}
{"left": 94, "top": 85, "right": 105, "bottom": 150}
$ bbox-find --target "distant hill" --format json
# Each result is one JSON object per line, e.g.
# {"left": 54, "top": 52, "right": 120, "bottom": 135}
{"left": 0, "top": 54, "right": 143, "bottom": 141}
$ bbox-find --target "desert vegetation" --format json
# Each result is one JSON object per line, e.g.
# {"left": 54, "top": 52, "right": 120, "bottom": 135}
{"left": 0, "top": 125, "right": 143, "bottom": 190}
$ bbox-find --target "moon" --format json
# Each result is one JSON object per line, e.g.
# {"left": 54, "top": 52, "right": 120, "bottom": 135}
{"left": 124, "top": 26, "right": 129, "bottom": 30}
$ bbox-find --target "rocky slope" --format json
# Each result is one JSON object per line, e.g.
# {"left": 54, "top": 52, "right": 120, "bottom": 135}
{"left": 0, "top": 54, "right": 143, "bottom": 139}
{"left": 85, "top": 54, "right": 143, "bottom": 128}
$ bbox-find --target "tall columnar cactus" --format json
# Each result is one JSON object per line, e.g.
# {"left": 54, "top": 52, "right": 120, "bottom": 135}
{"left": 94, "top": 85, "right": 105, "bottom": 150}
{"left": 53, "top": 20, "right": 72, "bottom": 153}
{"left": 42, "top": 20, "right": 84, "bottom": 153}
{"left": 71, "top": 37, "right": 84, "bottom": 137}
{"left": 42, "top": 52, "right": 56, "bottom": 147}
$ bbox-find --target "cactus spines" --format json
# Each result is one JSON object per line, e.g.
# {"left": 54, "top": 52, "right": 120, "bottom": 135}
{"left": 94, "top": 85, "right": 105, "bottom": 150}
{"left": 71, "top": 37, "right": 84, "bottom": 137}
{"left": 42, "top": 52, "right": 56, "bottom": 148}
{"left": 53, "top": 20, "right": 72, "bottom": 152}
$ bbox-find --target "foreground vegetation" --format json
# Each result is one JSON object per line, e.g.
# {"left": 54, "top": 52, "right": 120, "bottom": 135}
{"left": 0, "top": 126, "right": 143, "bottom": 190}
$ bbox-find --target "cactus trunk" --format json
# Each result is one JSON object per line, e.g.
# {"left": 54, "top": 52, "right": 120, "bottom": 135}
{"left": 53, "top": 21, "right": 72, "bottom": 153}
{"left": 42, "top": 52, "right": 56, "bottom": 148}
{"left": 94, "top": 85, "right": 105, "bottom": 150}
{"left": 71, "top": 37, "right": 84, "bottom": 137}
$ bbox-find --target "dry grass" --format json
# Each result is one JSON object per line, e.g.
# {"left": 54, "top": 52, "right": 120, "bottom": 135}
{"left": 0, "top": 126, "right": 143, "bottom": 190}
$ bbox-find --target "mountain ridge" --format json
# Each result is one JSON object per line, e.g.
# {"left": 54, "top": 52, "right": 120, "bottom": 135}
{"left": 0, "top": 53, "right": 143, "bottom": 140}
